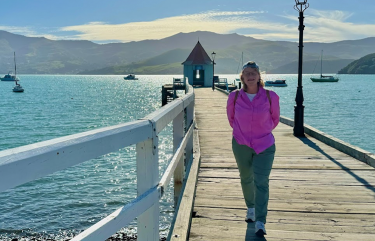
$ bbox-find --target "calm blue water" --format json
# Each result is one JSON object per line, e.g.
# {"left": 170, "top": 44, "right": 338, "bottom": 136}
{"left": 0, "top": 74, "right": 374, "bottom": 240}
{"left": 0, "top": 75, "right": 179, "bottom": 240}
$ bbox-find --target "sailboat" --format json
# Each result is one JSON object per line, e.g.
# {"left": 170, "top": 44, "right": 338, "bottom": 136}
{"left": 1, "top": 52, "right": 19, "bottom": 81}
{"left": 11, "top": 52, "right": 24, "bottom": 92}
{"left": 233, "top": 52, "right": 243, "bottom": 87}
{"left": 310, "top": 50, "right": 339, "bottom": 82}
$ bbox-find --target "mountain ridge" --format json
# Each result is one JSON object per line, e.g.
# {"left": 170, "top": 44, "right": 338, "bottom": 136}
{"left": 1, "top": 30, "right": 375, "bottom": 74}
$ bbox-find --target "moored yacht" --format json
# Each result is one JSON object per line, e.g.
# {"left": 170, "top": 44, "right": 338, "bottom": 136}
{"left": 310, "top": 50, "right": 339, "bottom": 82}
{"left": 265, "top": 79, "right": 287, "bottom": 87}
{"left": 13, "top": 82, "right": 24, "bottom": 92}
{"left": 124, "top": 74, "right": 138, "bottom": 80}
{"left": 1, "top": 71, "right": 19, "bottom": 81}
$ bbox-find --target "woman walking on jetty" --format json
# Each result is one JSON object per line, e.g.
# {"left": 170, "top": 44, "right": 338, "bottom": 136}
{"left": 226, "top": 61, "right": 280, "bottom": 236}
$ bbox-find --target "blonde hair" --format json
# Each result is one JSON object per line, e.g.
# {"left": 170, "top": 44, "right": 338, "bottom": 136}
{"left": 239, "top": 68, "right": 265, "bottom": 91}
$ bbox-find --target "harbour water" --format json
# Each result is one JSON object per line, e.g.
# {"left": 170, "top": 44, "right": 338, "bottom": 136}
{"left": 0, "top": 74, "right": 374, "bottom": 240}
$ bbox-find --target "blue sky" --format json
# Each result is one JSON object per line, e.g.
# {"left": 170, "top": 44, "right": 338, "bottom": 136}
{"left": 1, "top": 0, "right": 375, "bottom": 43}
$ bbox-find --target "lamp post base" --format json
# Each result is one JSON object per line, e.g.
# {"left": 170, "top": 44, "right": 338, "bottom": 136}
{"left": 293, "top": 105, "right": 305, "bottom": 137}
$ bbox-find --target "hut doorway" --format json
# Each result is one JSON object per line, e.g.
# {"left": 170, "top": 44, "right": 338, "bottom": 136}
{"left": 193, "top": 69, "right": 204, "bottom": 86}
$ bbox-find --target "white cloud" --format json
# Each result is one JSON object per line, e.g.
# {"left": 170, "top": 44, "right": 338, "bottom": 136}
{"left": 0, "top": 25, "right": 36, "bottom": 36}
{"left": 282, "top": 9, "right": 375, "bottom": 42}
{"left": 3, "top": 9, "right": 375, "bottom": 43}
{"left": 309, "top": 9, "right": 353, "bottom": 22}
{"left": 59, "top": 11, "right": 269, "bottom": 42}
{"left": 0, "top": 25, "right": 76, "bottom": 41}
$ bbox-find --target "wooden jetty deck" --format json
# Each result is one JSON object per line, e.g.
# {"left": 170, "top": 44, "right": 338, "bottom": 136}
{"left": 190, "top": 88, "right": 375, "bottom": 241}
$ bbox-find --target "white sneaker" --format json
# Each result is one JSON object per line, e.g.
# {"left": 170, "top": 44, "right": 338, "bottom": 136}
{"left": 245, "top": 208, "right": 255, "bottom": 222}
{"left": 255, "top": 221, "right": 267, "bottom": 236}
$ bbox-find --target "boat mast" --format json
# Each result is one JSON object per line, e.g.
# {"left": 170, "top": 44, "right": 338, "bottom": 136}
{"left": 320, "top": 50, "right": 323, "bottom": 77}
{"left": 236, "top": 52, "right": 244, "bottom": 73}
{"left": 14, "top": 52, "right": 16, "bottom": 77}
{"left": 14, "top": 52, "right": 19, "bottom": 85}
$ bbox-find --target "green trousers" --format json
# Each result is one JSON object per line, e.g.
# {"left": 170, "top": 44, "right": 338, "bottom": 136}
{"left": 232, "top": 137, "right": 275, "bottom": 223}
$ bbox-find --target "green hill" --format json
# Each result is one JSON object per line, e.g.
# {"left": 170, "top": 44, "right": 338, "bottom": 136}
{"left": 2, "top": 30, "right": 375, "bottom": 74}
{"left": 338, "top": 53, "right": 375, "bottom": 74}
{"left": 79, "top": 48, "right": 191, "bottom": 75}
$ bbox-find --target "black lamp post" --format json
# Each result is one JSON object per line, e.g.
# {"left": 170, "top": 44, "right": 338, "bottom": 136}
{"left": 293, "top": 0, "right": 309, "bottom": 137}
{"left": 211, "top": 52, "right": 216, "bottom": 91}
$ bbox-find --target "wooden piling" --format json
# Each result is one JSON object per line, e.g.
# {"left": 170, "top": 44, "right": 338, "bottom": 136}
{"left": 162, "top": 78, "right": 187, "bottom": 106}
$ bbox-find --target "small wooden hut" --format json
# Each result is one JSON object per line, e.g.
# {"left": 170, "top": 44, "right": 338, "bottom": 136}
{"left": 182, "top": 41, "right": 213, "bottom": 87}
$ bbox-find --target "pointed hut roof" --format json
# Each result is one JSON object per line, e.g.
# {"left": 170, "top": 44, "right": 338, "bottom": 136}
{"left": 182, "top": 41, "right": 212, "bottom": 65}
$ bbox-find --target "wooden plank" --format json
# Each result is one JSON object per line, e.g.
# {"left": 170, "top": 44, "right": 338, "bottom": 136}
{"left": 200, "top": 162, "right": 374, "bottom": 170}
{"left": 190, "top": 218, "right": 375, "bottom": 241}
{"left": 196, "top": 179, "right": 375, "bottom": 191}
{"left": 194, "top": 197, "right": 375, "bottom": 213}
{"left": 197, "top": 169, "right": 375, "bottom": 183}
{"left": 193, "top": 207, "right": 375, "bottom": 225}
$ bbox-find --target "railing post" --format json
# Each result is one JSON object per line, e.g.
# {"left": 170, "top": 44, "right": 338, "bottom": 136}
{"left": 185, "top": 99, "right": 194, "bottom": 166}
{"left": 173, "top": 78, "right": 177, "bottom": 100}
{"left": 183, "top": 77, "right": 187, "bottom": 94}
{"left": 173, "top": 111, "right": 184, "bottom": 208}
{"left": 136, "top": 136, "right": 159, "bottom": 241}
{"left": 162, "top": 86, "right": 167, "bottom": 106}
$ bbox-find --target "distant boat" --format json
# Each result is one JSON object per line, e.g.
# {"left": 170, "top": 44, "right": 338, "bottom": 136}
{"left": 233, "top": 52, "right": 243, "bottom": 89}
{"left": 310, "top": 50, "right": 339, "bottom": 82}
{"left": 265, "top": 79, "right": 287, "bottom": 87}
{"left": 10, "top": 52, "right": 24, "bottom": 92}
{"left": 1, "top": 71, "right": 19, "bottom": 81}
{"left": 124, "top": 74, "right": 138, "bottom": 80}
{"left": 13, "top": 83, "right": 24, "bottom": 92}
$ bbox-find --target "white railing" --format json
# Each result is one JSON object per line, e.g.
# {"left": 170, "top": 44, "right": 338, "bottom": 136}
{"left": 0, "top": 84, "right": 195, "bottom": 241}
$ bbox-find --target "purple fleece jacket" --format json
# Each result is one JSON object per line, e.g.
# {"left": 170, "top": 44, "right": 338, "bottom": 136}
{"left": 226, "top": 87, "right": 280, "bottom": 154}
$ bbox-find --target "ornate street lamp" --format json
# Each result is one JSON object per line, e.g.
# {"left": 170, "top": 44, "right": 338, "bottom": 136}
{"left": 211, "top": 52, "right": 216, "bottom": 91}
{"left": 293, "top": 0, "right": 309, "bottom": 137}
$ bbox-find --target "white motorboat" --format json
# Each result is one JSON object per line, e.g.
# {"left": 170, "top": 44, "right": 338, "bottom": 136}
{"left": 265, "top": 79, "right": 287, "bottom": 87}
{"left": 1, "top": 71, "right": 19, "bottom": 81}
{"left": 124, "top": 74, "right": 138, "bottom": 80}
